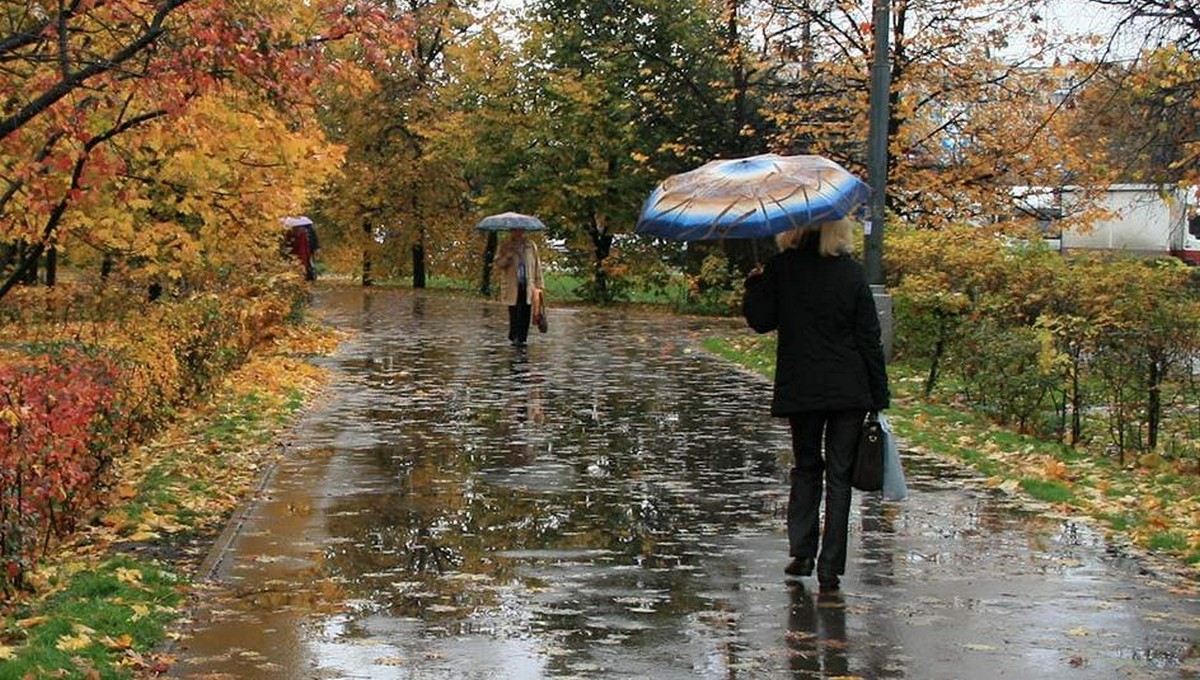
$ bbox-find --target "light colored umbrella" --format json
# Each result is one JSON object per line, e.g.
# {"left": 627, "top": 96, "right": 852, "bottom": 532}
{"left": 282, "top": 215, "right": 313, "bottom": 227}
{"left": 635, "top": 154, "right": 870, "bottom": 241}
{"left": 474, "top": 212, "right": 546, "bottom": 232}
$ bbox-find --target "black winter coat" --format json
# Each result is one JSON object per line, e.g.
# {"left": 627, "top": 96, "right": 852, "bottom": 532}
{"left": 742, "top": 239, "right": 890, "bottom": 416}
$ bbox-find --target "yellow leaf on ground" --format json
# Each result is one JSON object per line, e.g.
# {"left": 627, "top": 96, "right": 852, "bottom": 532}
{"left": 1044, "top": 459, "right": 1069, "bottom": 480}
{"left": 55, "top": 632, "right": 92, "bottom": 651}
{"left": 0, "top": 645, "right": 15, "bottom": 660}
{"left": 115, "top": 567, "right": 142, "bottom": 585}
{"left": 102, "top": 633, "right": 134, "bottom": 650}
{"left": 1137, "top": 453, "right": 1163, "bottom": 468}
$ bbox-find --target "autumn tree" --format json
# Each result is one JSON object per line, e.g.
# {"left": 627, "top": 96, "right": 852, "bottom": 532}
{"left": 1085, "top": 0, "right": 1200, "bottom": 56}
{"left": 1055, "top": 49, "right": 1198, "bottom": 190}
{"left": 500, "top": 0, "right": 759, "bottom": 301}
{"left": 756, "top": 0, "right": 1077, "bottom": 229}
{"left": 320, "top": 0, "right": 479, "bottom": 289}
{"left": 430, "top": 18, "right": 542, "bottom": 294}
{"left": 0, "top": 1, "right": 408, "bottom": 303}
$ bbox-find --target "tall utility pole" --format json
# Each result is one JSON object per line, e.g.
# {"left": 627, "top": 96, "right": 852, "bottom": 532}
{"left": 866, "top": 0, "right": 894, "bottom": 360}
{"left": 865, "top": 0, "right": 890, "bottom": 285}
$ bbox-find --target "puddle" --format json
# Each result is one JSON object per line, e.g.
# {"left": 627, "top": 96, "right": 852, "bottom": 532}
{"left": 169, "top": 286, "right": 1200, "bottom": 679}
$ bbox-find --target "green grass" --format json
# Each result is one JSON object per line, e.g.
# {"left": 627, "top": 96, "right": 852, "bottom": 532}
{"left": 0, "top": 558, "right": 181, "bottom": 679}
{"left": 1148, "top": 531, "right": 1190, "bottom": 554}
{"left": 700, "top": 337, "right": 775, "bottom": 376}
{"left": 125, "top": 467, "right": 185, "bottom": 527}
{"left": 1019, "top": 478, "right": 1075, "bottom": 504}
{"left": 280, "top": 388, "right": 306, "bottom": 418}
{"left": 203, "top": 393, "right": 269, "bottom": 443}
{"left": 1098, "top": 512, "right": 1133, "bottom": 532}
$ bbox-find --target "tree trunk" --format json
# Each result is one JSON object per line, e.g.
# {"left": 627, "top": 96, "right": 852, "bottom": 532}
{"left": 361, "top": 219, "right": 374, "bottom": 287}
{"left": 0, "top": 244, "right": 14, "bottom": 277}
{"left": 480, "top": 231, "right": 497, "bottom": 295}
{"left": 590, "top": 222, "right": 614, "bottom": 303}
{"left": 44, "top": 245, "right": 56, "bottom": 286}
{"left": 412, "top": 242, "right": 426, "bottom": 289}
{"left": 1070, "top": 351, "right": 1083, "bottom": 446}
{"left": 20, "top": 243, "right": 38, "bottom": 284}
{"left": 1147, "top": 357, "right": 1162, "bottom": 450}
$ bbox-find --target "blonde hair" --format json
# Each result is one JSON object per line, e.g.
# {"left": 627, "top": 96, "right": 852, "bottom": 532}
{"left": 775, "top": 218, "right": 855, "bottom": 257}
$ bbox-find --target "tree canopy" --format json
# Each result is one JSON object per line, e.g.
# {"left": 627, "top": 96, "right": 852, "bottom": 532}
{"left": 0, "top": 0, "right": 410, "bottom": 301}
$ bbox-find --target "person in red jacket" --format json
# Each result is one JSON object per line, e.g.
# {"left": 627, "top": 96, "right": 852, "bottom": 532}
{"left": 742, "top": 217, "right": 890, "bottom": 591}
{"left": 284, "top": 219, "right": 320, "bottom": 281}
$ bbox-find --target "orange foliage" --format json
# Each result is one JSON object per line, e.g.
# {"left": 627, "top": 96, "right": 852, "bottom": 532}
{"left": 0, "top": 1, "right": 412, "bottom": 301}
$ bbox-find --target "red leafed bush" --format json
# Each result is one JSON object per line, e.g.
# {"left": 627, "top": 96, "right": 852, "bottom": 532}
{"left": 0, "top": 350, "right": 119, "bottom": 592}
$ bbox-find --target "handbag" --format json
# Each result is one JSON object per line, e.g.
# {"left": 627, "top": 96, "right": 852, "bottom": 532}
{"left": 532, "top": 288, "right": 548, "bottom": 333}
{"left": 851, "top": 411, "right": 884, "bottom": 492}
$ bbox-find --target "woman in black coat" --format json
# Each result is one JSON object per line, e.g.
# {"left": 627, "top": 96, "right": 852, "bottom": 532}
{"left": 742, "top": 218, "right": 890, "bottom": 591}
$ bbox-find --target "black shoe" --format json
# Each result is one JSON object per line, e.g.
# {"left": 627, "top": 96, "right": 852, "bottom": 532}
{"left": 785, "top": 557, "right": 815, "bottom": 577}
{"left": 818, "top": 573, "right": 840, "bottom": 591}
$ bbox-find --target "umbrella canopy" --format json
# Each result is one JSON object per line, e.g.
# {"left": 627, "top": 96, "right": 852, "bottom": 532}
{"left": 634, "top": 154, "right": 870, "bottom": 241}
{"left": 282, "top": 215, "right": 313, "bottom": 227}
{"left": 474, "top": 212, "right": 546, "bottom": 232}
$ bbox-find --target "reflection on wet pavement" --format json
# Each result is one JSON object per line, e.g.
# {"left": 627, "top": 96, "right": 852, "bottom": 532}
{"left": 170, "top": 286, "right": 1199, "bottom": 679}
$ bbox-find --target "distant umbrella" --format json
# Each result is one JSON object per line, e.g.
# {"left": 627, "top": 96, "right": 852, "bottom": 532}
{"left": 474, "top": 212, "right": 546, "bottom": 232}
{"left": 281, "top": 216, "right": 313, "bottom": 227}
{"left": 635, "top": 154, "right": 870, "bottom": 241}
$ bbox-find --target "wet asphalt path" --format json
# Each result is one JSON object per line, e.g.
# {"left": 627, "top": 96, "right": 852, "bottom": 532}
{"left": 169, "top": 285, "right": 1199, "bottom": 679}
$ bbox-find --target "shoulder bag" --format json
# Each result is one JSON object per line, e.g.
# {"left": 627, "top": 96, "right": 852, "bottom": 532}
{"left": 851, "top": 411, "right": 884, "bottom": 492}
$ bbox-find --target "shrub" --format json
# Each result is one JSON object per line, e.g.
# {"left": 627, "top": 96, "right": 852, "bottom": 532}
{"left": 0, "top": 350, "right": 119, "bottom": 592}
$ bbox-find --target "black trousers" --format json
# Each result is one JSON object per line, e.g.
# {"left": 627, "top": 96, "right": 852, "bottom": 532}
{"left": 787, "top": 409, "right": 867, "bottom": 576}
{"left": 508, "top": 282, "right": 531, "bottom": 344}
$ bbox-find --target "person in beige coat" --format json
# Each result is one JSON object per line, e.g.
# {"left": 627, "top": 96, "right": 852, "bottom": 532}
{"left": 495, "top": 229, "right": 545, "bottom": 345}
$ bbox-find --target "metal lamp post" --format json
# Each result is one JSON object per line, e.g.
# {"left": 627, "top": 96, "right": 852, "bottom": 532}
{"left": 866, "top": 0, "right": 894, "bottom": 362}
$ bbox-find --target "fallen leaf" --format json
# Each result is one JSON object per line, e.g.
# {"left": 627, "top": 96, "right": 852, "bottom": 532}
{"left": 55, "top": 632, "right": 92, "bottom": 651}
{"left": 102, "top": 633, "right": 134, "bottom": 650}
{"left": 17, "top": 615, "right": 48, "bottom": 628}
{"left": 126, "top": 529, "right": 161, "bottom": 542}
{"left": 115, "top": 567, "right": 142, "bottom": 585}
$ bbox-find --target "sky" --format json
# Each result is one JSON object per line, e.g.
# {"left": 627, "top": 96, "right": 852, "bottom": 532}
{"left": 1040, "top": 0, "right": 1144, "bottom": 61}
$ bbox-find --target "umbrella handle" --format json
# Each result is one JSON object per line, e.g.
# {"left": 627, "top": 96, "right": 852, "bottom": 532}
{"left": 752, "top": 238, "right": 760, "bottom": 266}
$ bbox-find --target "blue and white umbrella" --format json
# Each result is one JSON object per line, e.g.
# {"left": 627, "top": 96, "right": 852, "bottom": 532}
{"left": 635, "top": 154, "right": 870, "bottom": 241}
